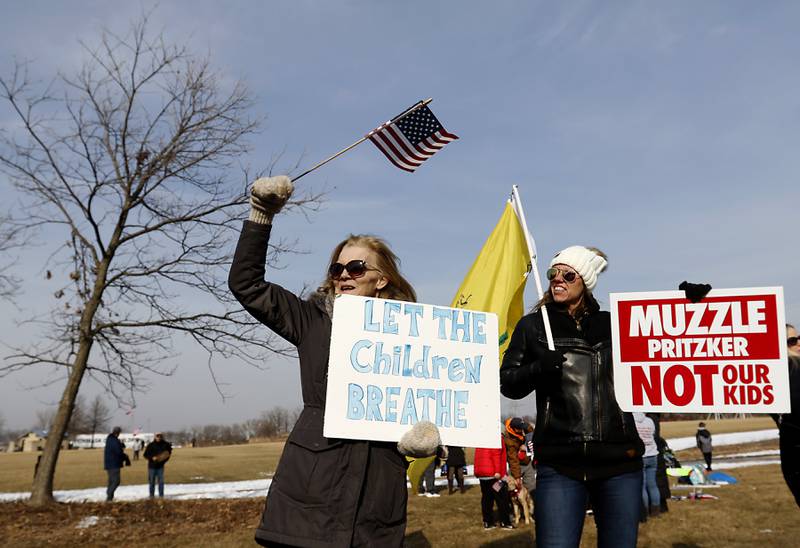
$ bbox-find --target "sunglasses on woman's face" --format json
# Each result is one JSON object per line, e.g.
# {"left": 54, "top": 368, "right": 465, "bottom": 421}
{"left": 546, "top": 267, "right": 579, "bottom": 284}
{"left": 329, "top": 260, "right": 376, "bottom": 280}
{"left": 788, "top": 336, "right": 800, "bottom": 346}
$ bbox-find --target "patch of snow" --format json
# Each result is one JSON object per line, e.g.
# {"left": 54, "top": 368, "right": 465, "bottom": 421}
{"left": 667, "top": 429, "right": 778, "bottom": 451}
{"left": 0, "top": 429, "right": 780, "bottom": 503}
{"left": 720, "top": 449, "right": 779, "bottom": 458}
{"left": 76, "top": 515, "right": 100, "bottom": 529}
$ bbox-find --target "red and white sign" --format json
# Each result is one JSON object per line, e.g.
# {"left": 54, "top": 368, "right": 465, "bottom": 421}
{"left": 610, "top": 287, "right": 789, "bottom": 413}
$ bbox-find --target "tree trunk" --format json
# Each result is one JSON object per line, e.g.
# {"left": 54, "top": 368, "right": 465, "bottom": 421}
{"left": 28, "top": 256, "right": 110, "bottom": 507}
{"left": 28, "top": 336, "right": 94, "bottom": 506}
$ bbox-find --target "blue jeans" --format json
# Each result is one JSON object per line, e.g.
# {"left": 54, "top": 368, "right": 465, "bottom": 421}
{"left": 534, "top": 464, "right": 642, "bottom": 548}
{"left": 642, "top": 455, "right": 660, "bottom": 509}
{"left": 418, "top": 459, "right": 436, "bottom": 494}
{"left": 148, "top": 467, "right": 165, "bottom": 497}
{"left": 106, "top": 468, "right": 121, "bottom": 501}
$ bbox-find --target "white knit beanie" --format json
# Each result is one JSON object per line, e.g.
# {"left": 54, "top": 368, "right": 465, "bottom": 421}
{"left": 550, "top": 246, "right": 607, "bottom": 292}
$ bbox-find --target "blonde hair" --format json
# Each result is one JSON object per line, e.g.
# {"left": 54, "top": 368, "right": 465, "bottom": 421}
{"left": 317, "top": 234, "right": 417, "bottom": 302}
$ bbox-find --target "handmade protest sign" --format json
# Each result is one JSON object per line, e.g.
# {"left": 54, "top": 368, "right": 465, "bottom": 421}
{"left": 323, "top": 295, "right": 501, "bottom": 447}
{"left": 610, "top": 287, "right": 789, "bottom": 413}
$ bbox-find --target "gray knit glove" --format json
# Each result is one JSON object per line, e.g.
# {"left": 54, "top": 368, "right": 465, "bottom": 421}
{"left": 397, "top": 420, "right": 441, "bottom": 457}
{"left": 249, "top": 175, "right": 294, "bottom": 224}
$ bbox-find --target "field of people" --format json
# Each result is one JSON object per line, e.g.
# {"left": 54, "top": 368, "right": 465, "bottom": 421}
{"left": 1, "top": 417, "right": 798, "bottom": 546}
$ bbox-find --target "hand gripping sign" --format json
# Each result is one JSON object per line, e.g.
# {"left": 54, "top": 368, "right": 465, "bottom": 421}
{"left": 323, "top": 295, "right": 501, "bottom": 448}
{"left": 610, "top": 287, "right": 790, "bottom": 413}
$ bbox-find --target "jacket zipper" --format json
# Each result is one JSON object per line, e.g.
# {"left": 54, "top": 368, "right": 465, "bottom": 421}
{"left": 543, "top": 398, "right": 551, "bottom": 430}
{"left": 583, "top": 442, "right": 588, "bottom": 481}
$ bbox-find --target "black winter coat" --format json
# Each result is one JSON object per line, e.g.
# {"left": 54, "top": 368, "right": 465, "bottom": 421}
{"left": 103, "top": 434, "right": 127, "bottom": 470}
{"left": 144, "top": 439, "right": 173, "bottom": 469}
{"left": 500, "top": 301, "right": 643, "bottom": 481}
{"left": 229, "top": 221, "right": 408, "bottom": 548}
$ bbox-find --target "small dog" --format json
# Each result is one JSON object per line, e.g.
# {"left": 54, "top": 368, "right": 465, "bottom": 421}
{"left": 508, "top": 479, "right": 534, "bottom": 525}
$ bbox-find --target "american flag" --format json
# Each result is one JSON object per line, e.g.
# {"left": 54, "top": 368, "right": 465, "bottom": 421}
{"left": 367, "top": 105, "right": 458, "bottom": 172}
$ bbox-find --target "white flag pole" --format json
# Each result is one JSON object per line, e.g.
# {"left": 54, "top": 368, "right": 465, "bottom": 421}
{"left": 511, "top": 185, "right": 555, "bottom": 351}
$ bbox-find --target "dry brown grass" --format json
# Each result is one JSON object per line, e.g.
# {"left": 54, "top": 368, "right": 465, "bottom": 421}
{"left": 658, "top": 416, "right": 776, "bottom": 438}
{"left": 0, "top": 442, "right": 285, "bottom": 492}
{"left": 0, "top": 459, "right": 797, "bottom": 547}
{"left": 1, "top": 418, "right": 794, "bottom": 547}
{"left": 0, "top": 418, "right": 777, "bottom": 493}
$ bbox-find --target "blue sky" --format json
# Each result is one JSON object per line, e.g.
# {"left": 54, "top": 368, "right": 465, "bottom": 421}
{"left": 1, "top": 1, "right": 798, "bottom": 431}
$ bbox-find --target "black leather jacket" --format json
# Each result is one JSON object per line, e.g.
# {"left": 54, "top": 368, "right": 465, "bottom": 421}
{"left": 500, "top": 301, "right": 643, "bottom": 480}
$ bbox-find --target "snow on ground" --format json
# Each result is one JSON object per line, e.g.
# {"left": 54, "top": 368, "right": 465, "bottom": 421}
{"left": 667, "top": 429, "right": 778, "bottom": 451}
{"left": 0, "top": 429, "right": 781, "bottom": 504}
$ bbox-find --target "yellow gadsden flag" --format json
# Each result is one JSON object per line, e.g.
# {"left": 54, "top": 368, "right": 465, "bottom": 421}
{"left": 450, "top": 202, "right": 530, "bottom": 357}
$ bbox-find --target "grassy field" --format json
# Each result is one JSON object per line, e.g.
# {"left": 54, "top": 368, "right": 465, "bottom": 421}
{"left": 2, "top": 418, "right": 795, "bottom": 547}
{"left": 0, "top": 417, "right": 778, "bottom": 493}
{"left": 0, "top": 441, "right": 286, "bottom": 493}
{"left": 1, "top": 459, "right": 797, "bottom": 547}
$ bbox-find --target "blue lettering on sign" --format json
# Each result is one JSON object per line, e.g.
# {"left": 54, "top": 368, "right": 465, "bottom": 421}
{"left": 436, "top": 389, "right": 452, "bottom": 427}
{"left": 432, "top": 307, "right": 450, "bottom": 340}
{"left": 403, "top": 303, "right": 423, "bottom": 337}
{"left": 451, "top": 310, "right": 471, "bottom": 342}
{"left": 400, "top": 388, "right": 418, "bottom": 424}
{"left": 350, "top": 339, "right": 372, "bottom": 373}
{"left": 382, "top": 301, "right": 401, "bottom": 334}
{"left": 363, "top": 300, "right": 380, "bottom": 332}
{"left": 385, "top": 386, "right": 400, "bottom": 422}
{"left": 454, "top": 391, "right": 469, "bottom": 428}
{"left": 472, "top": 312, "right": 487, "bottom": 344}
{"left": 417, "top": 388, "right": 435, "bottom": 421}
{"left": 348, "top": 385, "right": 471, "bottom": 430}
{"left": 464, "top": 355, "right": 482, "bottom": 383}
{"left": 448, "top": 358, "right": 464, "bottom": 382}
{"left": 347, "top": 383, "right": 365, "bottom": 419}
{"left": 373, "top": 342, "right": 392, "bottom": 375}
{"left": 366, "top": 384, "right": 384, "bottom": 421}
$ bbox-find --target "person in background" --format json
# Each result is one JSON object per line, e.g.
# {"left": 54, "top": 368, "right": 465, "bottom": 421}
{"left": 445, "top": 445, "right": 467, "bottom": 494}
{"left": 418, "top": 446, "right": 446, "bottom": 497}
{"left": 104, "top": 426, "right": 130, "bottom": 502}
{"left": 648, "top": 413, "right": 671, "bottom": 514}
{"left": 502, "top": 417, "right": 534, "bottom": 493}
{"left": 633, "top": 412, "right": 660, "bottom": 520}
{"left": 228, "top": 175, "right": 438, "bottom": 546}
{"left": 774, "top": 324, "right": 800, "bottom": 507}
{"left": 501, "top": 245, "right": 644, "bottom": 548}
{"left": 144, "top": 432, "right": 173, "bottom": 498}
{"left": 695, "top": 422, "right": 713, "bottom": 471}
{"left": 473, "top": 437, "right": 514, "bottom": 530}
{"left": 132, "top": 438, "right": 143, "bottom": 461}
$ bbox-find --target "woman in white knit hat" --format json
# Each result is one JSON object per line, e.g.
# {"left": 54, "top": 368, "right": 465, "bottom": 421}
{"left": 500, "top": 245, "right": 644, "bottom": 548}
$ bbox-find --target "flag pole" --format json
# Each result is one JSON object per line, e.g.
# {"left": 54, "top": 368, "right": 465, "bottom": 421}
{"left": 511, "top": 185, "right": 555, "bottom": 350}
{"left": 292, "top": 98, "right": 433, "bottom": 182}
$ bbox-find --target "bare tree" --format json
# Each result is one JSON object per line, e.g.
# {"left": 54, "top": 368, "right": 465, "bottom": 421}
{"left": 67, "top": 395, "right": 88, "bottom": 434}
{"left": 33, "top": 408, "right": 56, "bottom": 432}
{"left": 0, "top": 14, "right": 322, "bottom": 505}
{"left": 85, "top": 395, "right": 112, "bottom": 447}
{"left": 0, "top": 212, "right": 26, "bottom": 301}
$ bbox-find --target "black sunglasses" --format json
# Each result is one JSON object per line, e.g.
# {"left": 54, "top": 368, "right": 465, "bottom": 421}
{"left": 328, "top": 260, "right": 377, "bottom": 280}
{"left": 546, "top": 267, "right": 580, "bottom": 284}
{"left": 788, "top": 336, "right": 800, "bottom": 346}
